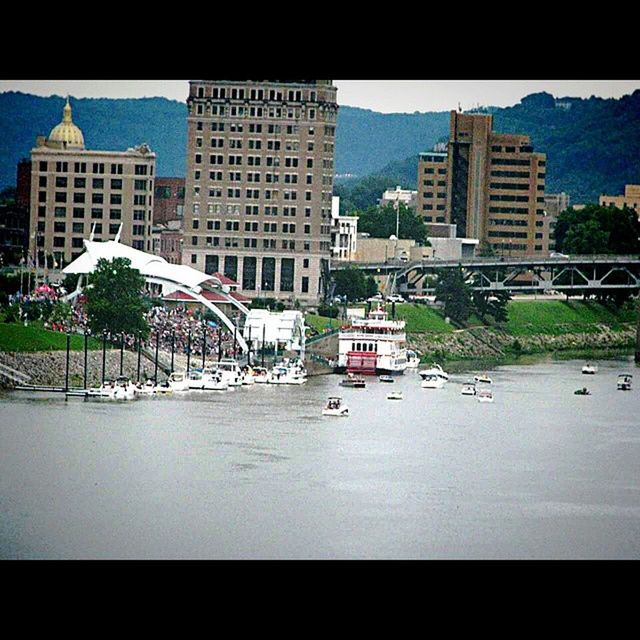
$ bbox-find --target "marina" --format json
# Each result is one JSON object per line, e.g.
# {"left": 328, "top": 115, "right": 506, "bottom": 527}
{"left": 1, "top": 355, "right": 639, "bottom": 559}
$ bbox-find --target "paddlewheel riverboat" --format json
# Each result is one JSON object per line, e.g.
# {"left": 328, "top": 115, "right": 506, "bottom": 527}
{"left": 337, "top": 307, "right": 408, "bottom": 375}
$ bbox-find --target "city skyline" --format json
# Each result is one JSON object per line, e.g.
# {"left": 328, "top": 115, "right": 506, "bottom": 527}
{"left": 1, "top": 80, "right": 640, "bottom": 113}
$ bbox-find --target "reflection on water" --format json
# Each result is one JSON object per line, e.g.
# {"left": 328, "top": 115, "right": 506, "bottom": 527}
{"left": 1, "top": 355, "right": 639, "bottom": 559}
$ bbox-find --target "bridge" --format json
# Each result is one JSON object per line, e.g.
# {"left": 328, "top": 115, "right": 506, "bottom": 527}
{"left": 330, "top": 255, "right": 640, "bottom": 295}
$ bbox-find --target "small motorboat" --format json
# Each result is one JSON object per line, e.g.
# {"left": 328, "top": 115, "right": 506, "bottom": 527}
{"left": 574, "top": 388, "right": 591, "bottom": 395}
{"left": 617, "top": 374, "right": 633, "bottom": 391}
{"left": 477, "top": 389, "right": 494, "bottom": 403}
{"left": 386, "top": 391, "right": 403, "bottom": 400}
{"left": 251, "top": 367, "right": 270, "bottom": 384}
{"left": 461, "top": 382, "right": 477, "bottom": 396}
{"left": 474, "top": 373, "right": 492, "bottom": 384}
{"left": 582, "top": 364, "right": 598, "bottom": 375}
{"left": 406, "top": 350, "right": 420, "bottom": 368}
{"left": 421, "top": 374, "right": 445, "bottom": 389}
{"left": 322, "top": 396, "right": 349, "bottom": 417}
{"left": 379, "top": 375, "right": 394, "bottom": 383}
{"left": 168, "top": 371, "right": 190, "bottom": 392}
{"left": 135, "top": 379, "right": 157, "bottom": 395}
{"left": 419, "top": 364, "right": 449, "bottom": 384}
{"left": 340, "top": 373, "right": 366, "bottom": 388}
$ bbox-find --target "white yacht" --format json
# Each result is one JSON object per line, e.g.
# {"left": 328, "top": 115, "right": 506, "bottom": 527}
{"left": 240, "top": 366, "right": 255, "bottom": 386}
{"left": 250, "top": 366, "right": 270, "bottom": 384}
{"left": 322, "top": 397, "right": 349, "bottom": 417}
{"left": 582, "top": 363, "right": 598, "bottom": 375}
{"left": 215, "top": 358, "right": 244, "bottom": 387}
{"left": 93, "top": 376, "right": 137, "bottom": 400}
{"left": 135, "top": 379, "right": 157, "bottom": 395}
{"left": 387, "top": 391, "right": 403, "bottom": 400}
{"left": 419, "top": 363, "right": 449, "bottom": 384}
{"left": 474, "top": 373, "right": 492, "bottom": 384}
{"left": 202, "top": 368, "right": 228, "bottom": 391}
{"left": 168, "top": 371, "right": 190, "bottom": 392}
{"left": 406, "top": 350, "right": 420, "bottom": 369}
{"left": 187, "top": 369, "right": 206, "bottom": 390}
{"left": 420, "top": 374, "right": 445, "bottom": 389}
{"left": 268, "top": 358, "right": 307, "bottom": 385}
{"left": 338, "top": 306, "right": 407, "bottom": 375}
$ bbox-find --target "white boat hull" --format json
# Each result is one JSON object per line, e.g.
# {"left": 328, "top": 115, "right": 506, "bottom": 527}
{"left": 322, "top": 408, "right": 349, "bottom": 416}
{"left": 421, "top": 378, "right": 445, "bottom": 389}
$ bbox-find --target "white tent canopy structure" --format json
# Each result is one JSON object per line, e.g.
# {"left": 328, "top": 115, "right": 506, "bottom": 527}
{"left": 62, "top": 235, "right": 249, "bottom": 352}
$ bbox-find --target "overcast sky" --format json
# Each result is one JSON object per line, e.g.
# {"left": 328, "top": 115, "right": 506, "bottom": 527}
{"left": 1, "top": 80, "right": 639, "bottom": 113}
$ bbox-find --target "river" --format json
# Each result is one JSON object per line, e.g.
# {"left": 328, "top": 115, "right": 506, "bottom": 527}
{"left": 1, "top": 355, "right": 639, "bottom": 559}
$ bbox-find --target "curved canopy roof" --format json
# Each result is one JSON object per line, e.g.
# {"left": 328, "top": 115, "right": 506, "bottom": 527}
{"left": 63, "top": 239, "right": 221, "bottom": 291}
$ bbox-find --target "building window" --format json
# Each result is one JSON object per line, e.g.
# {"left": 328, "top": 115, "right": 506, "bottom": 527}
{"left": 280, "top": 258, "right": 295, "bottom": 292}
{"left": 262, "top": 257, "right": 275, "bottom": 292}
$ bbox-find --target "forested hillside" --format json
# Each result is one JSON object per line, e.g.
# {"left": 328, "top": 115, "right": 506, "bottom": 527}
{"left": 2, "top": 89, "right": 639, "bottom": 207}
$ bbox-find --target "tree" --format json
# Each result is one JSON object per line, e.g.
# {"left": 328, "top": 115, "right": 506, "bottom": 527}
{"left": 355, "top": 203, "right": 429, "bottom": 245}
{"left": 472, "top": 289, "right": 511, "bottom": 323}
{"left": 332, "top": 266, "right": 371, "bottom": 302}
{"left": 85, "top": 257, "right": 149, "bottom": 337}
{"left": 434, "top": 266, "right": 472, "bottom": 324}
{"left": 554, "top": 204, "right": 640, "bottom": 255}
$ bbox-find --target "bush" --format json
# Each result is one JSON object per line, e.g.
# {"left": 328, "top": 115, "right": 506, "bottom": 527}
{"left": 318, "top": 304, "right": 339, "bottom": 318}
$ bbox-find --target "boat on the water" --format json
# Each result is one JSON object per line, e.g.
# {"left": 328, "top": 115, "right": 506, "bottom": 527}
{"left": 322, "top": 396, "right": 349, "bottom": 417}
{"left": 574, "top": 387, "right": 591, "bottom": 395}
{"left": 202, "top": 368, "right": 228, "bottom": 391}
{"left": 582, "top": 364, "right": 598, "bottom": 375}
{"left": 216, "top": 358, "right": 244, "bottom": 387}
{"left": 340, "top": 373, "right": 366, "bottom": 388}
{"left": 268, "top": 358, "right": 307, "bottom": 385}
{"left": 474, "top": 373, "right": 492, "bottom": 384}
{"left": 92, "top": 376, "right": 137, "bottom": 400}
{"left": 379, "top": 375, "right": 394, "bottom": 383}
{"left": 167, "top": 371, "right": 190, "bottom": 393}
{"left": 387, "top": 391, "right": 403, "bottom": 400}
{"left": 477, "top": 389, "right": 494, "bottom": 403}
{"left": 421, "top": 374, "right": 445, "bottom": 389}
{"left": 338, "top": 306, "right": 408, "bottom": 375}
{"left": 406, "top": 350, "right": 420, "bottom": 369}
{"left": 250, "top": 366, "right": 270, "bottom": 384}
{"left": 135, "top": 379, "right": 157, "bottom": 395}
{"left": 419, "top": 364, "right": 449, "bottom": 384}
{"left": 617, "top": 374, "right": 633, "bottom": 391}
{"left": 187, "top": 369, "right": 206, "bottom": 390}
{"left": 461, "top": 382, "right": 477, "bottom": 396}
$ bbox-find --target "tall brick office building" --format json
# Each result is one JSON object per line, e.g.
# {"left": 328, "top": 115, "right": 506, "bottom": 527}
{"left": 182, "top": 80, "right": 338, "bottom": 305}
{"left": 417, "top": 111, "right": 547, "bottom": 256}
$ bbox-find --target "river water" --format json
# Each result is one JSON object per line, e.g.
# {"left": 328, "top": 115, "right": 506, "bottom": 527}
{"left": 1, "top": 355, "right": 639, "bottom": 559}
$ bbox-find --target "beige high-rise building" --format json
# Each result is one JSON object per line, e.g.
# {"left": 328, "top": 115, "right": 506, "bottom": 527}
{"left": 599, "top": 184, "right": 640, "bottom": 214}
{"left": 183, "top": 80, "right": 338, "bottom": 305}
{"left": 28, "top": 98, "right": 156, "bottom": 266}
{"left": 417, "top": 111, "right": 547, "bottom": 256}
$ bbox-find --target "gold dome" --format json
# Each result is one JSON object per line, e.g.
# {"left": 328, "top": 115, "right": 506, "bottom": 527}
{"left": 47, "top": 97, "right": 85, "bottom": 149}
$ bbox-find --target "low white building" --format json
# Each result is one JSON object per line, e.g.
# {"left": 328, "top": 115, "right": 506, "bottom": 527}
{"left": 380, "top": 185, "right": 418, "bottom": 209}
{"left": 242, "top": 309, "right": 306, "bottom": 355}
{"left": 330, "top": 196, "right": 358, "bottom": 261}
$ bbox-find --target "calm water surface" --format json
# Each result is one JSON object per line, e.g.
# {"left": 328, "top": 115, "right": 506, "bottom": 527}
{"left": 1, "top": 356, "right": 639, "bottom": 559}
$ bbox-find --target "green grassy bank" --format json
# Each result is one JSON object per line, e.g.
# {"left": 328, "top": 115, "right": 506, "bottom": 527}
{"left": 0, "top": 322, "right": 104, "bottom": 352}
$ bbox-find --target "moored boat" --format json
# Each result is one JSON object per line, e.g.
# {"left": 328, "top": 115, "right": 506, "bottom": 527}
{"left": 168, "top": 371, "right": 190, "bottom": 392}
{"left": 574, "top": 387, "right": 591, "bottom": 395}
{"left": 582, "top": 364, "right": 598, "bottom": 375}
{"left": 474, "top": 373, "right": 492, "bottom": 384}
{"left": 387, "top": 391, "right": 403, "bottom": 400}
{"left": 477, "top": 389, "right": 494, "bottom": 403}
{"left": 379, "top": 375, "right": 394, "bottom": 383}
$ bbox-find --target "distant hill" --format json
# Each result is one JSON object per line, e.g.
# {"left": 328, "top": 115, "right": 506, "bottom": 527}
{"left": 1, "top": 90, "right": 640, "bottom": 206}
{"left": 0, "top": 92, "right": 188, "bottom": 188}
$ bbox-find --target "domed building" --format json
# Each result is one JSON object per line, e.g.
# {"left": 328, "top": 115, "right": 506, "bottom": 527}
{"left": 29, "top": 97, "right": 156, "bottom": 267}
{"left": 44, "top": 97, "right": 85, "bottom": 150}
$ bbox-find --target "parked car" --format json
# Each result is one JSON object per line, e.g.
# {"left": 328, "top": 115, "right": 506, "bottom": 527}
{"left": 387, "top": 294, "right": 405, "bottom": 303}
{"left": 550, "top": 252, "right": 570, "bottom": 258}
